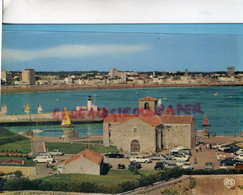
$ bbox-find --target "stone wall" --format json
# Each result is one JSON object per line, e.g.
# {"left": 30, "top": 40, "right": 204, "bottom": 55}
{"left": 162, "top": 123, "right": 194, "bottom": 149}
{"left": 0, "top": 166, "right": 37, "bottom": 178}
{"left": 109, "top": 118, "right": 157, "bottom": 154}
{"left": 60, "top": 157, "right": 101, "bottom": 175}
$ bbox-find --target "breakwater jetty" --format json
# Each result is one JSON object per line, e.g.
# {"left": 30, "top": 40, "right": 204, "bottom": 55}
{"left": 0, "top": 109, "right": 106, "bottom": 126}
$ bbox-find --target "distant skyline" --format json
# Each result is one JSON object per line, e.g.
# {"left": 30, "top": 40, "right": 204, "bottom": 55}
{"left": 2, "top": 24, "right": 243, "bottom": 72}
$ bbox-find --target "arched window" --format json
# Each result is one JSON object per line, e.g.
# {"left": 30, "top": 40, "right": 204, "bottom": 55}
{"left": 144, "top": 102, "right": 150, "bottom": 110}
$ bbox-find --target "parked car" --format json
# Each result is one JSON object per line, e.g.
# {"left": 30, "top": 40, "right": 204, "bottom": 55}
{"left": 171, "top": 146, "right": 188, "bottom": 153}
{"left": 160, "top": 157, "right": 177, "bottom": 165}
{"left": 117, "top": 163, "right": 126, "bottom": 169}
{"left": 235, "top": 154, "right": 243, "bottom": 160}
{"left": 149, "top": 154, "right": 166, "bottom": 161}
{"left": 166, "top": 163, "right": 177, "bottom": 169}
{"left": 230, "top": 146, "right": 240, "bottom": 153}
{"left": 235, "top": 163, "right": 243, "bottom": 169}
{"left": 130, "top": 156, "right": 152, "bottom": 163}
{"left": 218, "top": 145, "right": 230, "bottom": 152}
{"left": 205, "top": 162, "right": 214, "bottom": 170}
{"left": 220, "top": 157, "right": 239, "bottom": 166}
{"left": 173, "top": 155, "right": 189, "bottom": 162}
{"left": 178, "top": 149, "right": 191, "bottom": 156}
{"left": 125, "top": 152, "right": 138, "bottom": 159}
{"left": 176, "top": 160, "right": 185, "bottom": 167}
{"left": 154, "top": 162, "right": 164, "bottom": 170}
{"left": 104, "top": 152, "right": 124, "bottom": 158}
{"left": 128, "top": 162, "right": 142, "bottom": 170}
{"left": 33, "top": 156, "right": 55, "bottom": 163}
{"left": 235, "top": 148, "right": 243, "bottom": 155}
{"left": 32, "top": 152, "right": 52, "bottom": 159}
{"left": 182, "top": 162, "right": 194, "bottom": 170}
{"left": 48, "top": 149, "right": 64, "bottom": 156}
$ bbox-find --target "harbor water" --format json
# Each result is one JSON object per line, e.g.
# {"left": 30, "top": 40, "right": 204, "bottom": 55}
{"left": 1, "top": 86, "right": 242, "bottom": 137}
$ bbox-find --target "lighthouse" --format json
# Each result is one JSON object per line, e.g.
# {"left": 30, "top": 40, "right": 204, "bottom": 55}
{"left": 202, "top": 114, "right": 210, "bottom": 137}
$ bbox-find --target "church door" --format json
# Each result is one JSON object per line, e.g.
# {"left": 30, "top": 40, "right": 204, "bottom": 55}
{"left": 131, "top": 140, "right": 140, "bottom": 152}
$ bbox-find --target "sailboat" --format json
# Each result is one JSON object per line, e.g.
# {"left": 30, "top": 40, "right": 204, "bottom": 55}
{"left": 58, "top": 107, "right": 74, "bottom": 128}
{"left": 33, "top": 104, "right": 43, "bottom": 133}
{"left": 24, "top": 104, "right": 30, "bottom": 114}
{"left": 1, "top": 104, "right": 7, "bottom": 115}
{"left": 37, "top": 104, "right": 43, "bottom": 114}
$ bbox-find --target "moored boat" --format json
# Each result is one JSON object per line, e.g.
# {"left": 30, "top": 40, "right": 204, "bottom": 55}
{"left": 58, "top": 107, "right": 74, "bottom": 128}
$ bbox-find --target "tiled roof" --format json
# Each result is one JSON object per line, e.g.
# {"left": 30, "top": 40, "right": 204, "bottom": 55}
{"left": 104, "top": 114, "right": 193, "bottom": 125}
{"left": 104, "top": 114, "right": 161, "bottom": 127}
{"left": 59, "top": 149, "right": 102, "bottom": 165}
{"left": 104, "top": 114, "right": 135, "bottom": 123}
{"left": 160, "top": 115, "right": 193, "bottom": 124}
{"left": 139, "top": 96, "right": 158, "bottom": 101}
{"left": 137, "top": 115, "right": 162, "bottom": 127}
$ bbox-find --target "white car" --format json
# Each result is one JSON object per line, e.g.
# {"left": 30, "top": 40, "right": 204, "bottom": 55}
{"left": 33, "top": 156, "right": 55, "bottom": 163}
{"left": 125, "top": 152, "right": 138, "bottom": 159}
{"left": 218, "top": 145, "right": 230, "bottom": 151}
{"left": 173, "top": 155, "right": 189, "bottom": 162}
{"left": 48, "top": 149, "right": 64, "bottom": 156}
{"left": 182, "top": 162, "right": 194, "bottom": 170}
{"left": 235, "top": 149, "right": 243, "bottom": 155}
{"left": 235, "top": 154, "right": 243, "bottom": 160}
{"left": 129, "top": 156, "right": 152, "bottom": 163}
{"left": 171, "top": 146, "right": 188, "bottom": 153}
{"left": 176, "top": 160, "right": 185, "bottom": 167}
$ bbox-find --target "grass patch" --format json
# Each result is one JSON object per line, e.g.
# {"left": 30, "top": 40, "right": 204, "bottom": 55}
{"left": 0, "top": 127, "right": 28, "bottom": 145}
{"left": 39, "top": 169, "right": 140, "bottom": 185}
{"left": 0, "top": 157, "right": 34, "bottom": 166}
{"left": 80, "top": 140, "right": 103, "bottom": 144}
{"left": 46, "top": 142, "right": 117, "bottom": 154}
{"left": 0, "top": 127, "right": 31, "bottom": 154}
{"left": 0, "top": 139, "right": 31, "bottom": 154}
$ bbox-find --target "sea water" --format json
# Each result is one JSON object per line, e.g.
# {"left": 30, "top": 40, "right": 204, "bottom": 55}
{"left": 1, "top": 86, "right": 242, "bottom": 137}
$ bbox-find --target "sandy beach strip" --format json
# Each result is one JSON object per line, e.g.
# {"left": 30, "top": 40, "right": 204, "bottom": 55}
{"left": 1, "top": 82, "right": 243, "bottom": 94}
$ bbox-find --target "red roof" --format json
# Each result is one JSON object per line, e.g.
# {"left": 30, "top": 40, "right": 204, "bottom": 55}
{"left": 104, "top": 114, "right": 193, "bottom": 126}
{"left": 160, "top": 115, "right": 193, "bottom": 124}
{"left": 104, "top": 114, "right": 135, "bottom": 123}
{"left": 59, "top": 149, "right": 102, "bottom": 165}
{"left": 139, "top": 96, "right": 158, "bottom": 101}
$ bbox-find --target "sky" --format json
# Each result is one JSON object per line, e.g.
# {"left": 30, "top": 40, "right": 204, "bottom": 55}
{"left": 2, "top": 24, "right": 243, "bottom": 72}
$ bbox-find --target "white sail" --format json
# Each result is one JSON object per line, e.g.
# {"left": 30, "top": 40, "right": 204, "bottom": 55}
{"left": 1, "top": 104, "right": 7, "bottom": 115}
{"left": 61, "top": 119, "right": 65, "bottom": 126}
{"left": 158, "top": 98, "right": 162, "bottom": 106}
{"left": 37, "top": 104, "right": 43, "bottom": 113}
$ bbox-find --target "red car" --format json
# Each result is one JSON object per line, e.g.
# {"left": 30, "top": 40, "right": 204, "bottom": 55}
{"left": 235, "top": 164, "right": 243, "bottom": 169}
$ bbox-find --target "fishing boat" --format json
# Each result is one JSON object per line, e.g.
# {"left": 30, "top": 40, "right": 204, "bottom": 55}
{"left": 58, "top": 107, "right": 74, "bottom": 128}
{"left": 214, "top": 92, "right": 218, "bottom": 96}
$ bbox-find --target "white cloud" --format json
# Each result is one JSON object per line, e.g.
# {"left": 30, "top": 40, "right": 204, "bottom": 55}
{"left": 2, "top": 44, "right": 152, "bottom": 61}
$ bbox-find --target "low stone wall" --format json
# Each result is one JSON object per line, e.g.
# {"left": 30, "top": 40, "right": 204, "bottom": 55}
{"left": 122, "top": 175, "right": 190, "bottom": 195}
{"left": 0, "top": 166, "right": 37, "bottom": 178}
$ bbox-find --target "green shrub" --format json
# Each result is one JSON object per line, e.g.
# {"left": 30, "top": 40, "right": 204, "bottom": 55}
{"left": 128, "top": 166, "right": 140, "bottom": 175}
{"left": 183, "top": 184, "right": 189, "bottom": 192}
{"left": 161, "top": 188, "right": 179, "bottom": 194}
{"left": 188, "top": 178, "right": 197, "bottom": 189}
{"left": 238, "top": 185, "right": 243, "bottom": 190}
{"left": 13, "top": 170, "right": 23, "bottom": 177}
